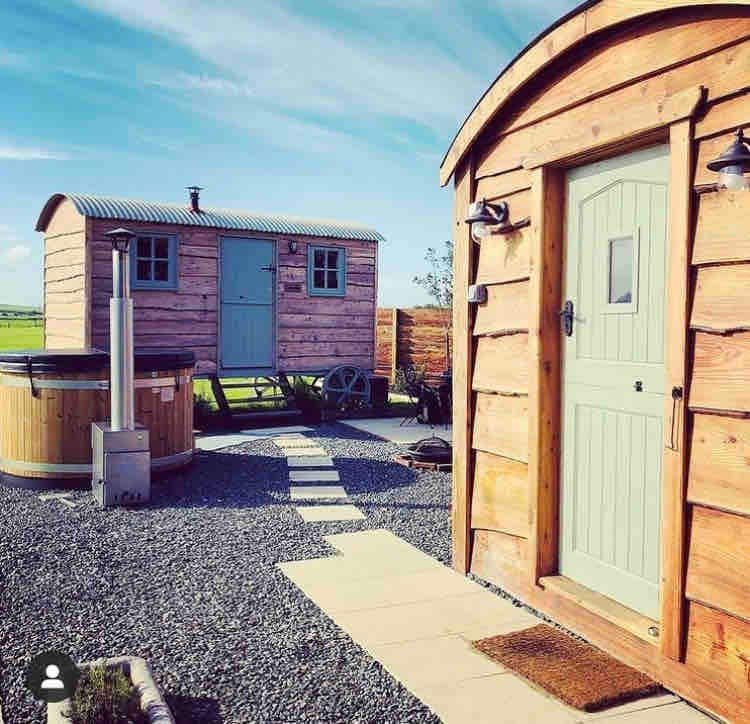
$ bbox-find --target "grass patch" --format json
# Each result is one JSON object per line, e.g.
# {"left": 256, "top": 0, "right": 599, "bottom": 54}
{"left": 67, "top": 664, "right": 147, "bottom": 724}
{"left": 0, "top": 322, "right": 43, "bottom": 351}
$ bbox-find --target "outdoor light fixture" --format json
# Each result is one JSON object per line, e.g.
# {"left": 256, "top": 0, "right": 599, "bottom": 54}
{"left": 466, "top": 199, "right": 509, "bottom": 242}
{"left": 288, "top": 239, "right": 299, "bottom": 254}
{"left": 707, "top": 128, "right": 750, "bottom": 191}
{"left": 92, "top": 227, "right": 150, "bottom": 508}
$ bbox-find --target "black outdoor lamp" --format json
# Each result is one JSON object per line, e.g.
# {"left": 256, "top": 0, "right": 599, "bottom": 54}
{"left": 288, "top": 239, "right": 299, "bottom": 254}
{"left": 105, "top": 226, "right": 136, "bottom": 253}
{"left": 465, "top": 199, "right": 509, "bottom": 242}
{"left": 707, "top": 128, "right": 750, "bottom": 191}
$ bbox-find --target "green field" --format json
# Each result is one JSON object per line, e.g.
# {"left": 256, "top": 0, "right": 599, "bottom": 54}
{"left": 0, "top": 316, "right": 44, "bottom": 351}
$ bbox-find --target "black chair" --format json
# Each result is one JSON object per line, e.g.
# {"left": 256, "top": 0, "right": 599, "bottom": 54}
{"left": 399, "top": 365, "right": 424, "bottom": 427}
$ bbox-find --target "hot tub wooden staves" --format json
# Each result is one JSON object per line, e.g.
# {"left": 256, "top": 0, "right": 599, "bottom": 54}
{"left": 443, "top": 2, "right": 750, "bottom": 721}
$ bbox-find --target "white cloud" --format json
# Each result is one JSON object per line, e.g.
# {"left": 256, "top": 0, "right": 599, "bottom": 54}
{"left": 1, "top": 245, "right": 32, "bottom": 265}
{"left": 0, "top": 145, "right": 72, "bottom": 161}
{"left": 74, "top": 0, "right": 502, "bottom": 135}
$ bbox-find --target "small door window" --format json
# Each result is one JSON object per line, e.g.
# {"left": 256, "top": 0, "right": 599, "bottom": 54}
{"left": 308, "top": 245, "right": 346, "bottom": 296}
{"left": 604, "top": 230, "right": 639, "bottom": 314}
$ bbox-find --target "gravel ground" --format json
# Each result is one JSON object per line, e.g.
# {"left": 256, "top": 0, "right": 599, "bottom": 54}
{"left": 0, "top": 423, "right": 453, "bottom": 724}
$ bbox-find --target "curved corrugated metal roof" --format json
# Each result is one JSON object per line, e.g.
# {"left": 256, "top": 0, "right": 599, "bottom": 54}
{"left": 36, "top": 193, "right": 385, "bottom": 242}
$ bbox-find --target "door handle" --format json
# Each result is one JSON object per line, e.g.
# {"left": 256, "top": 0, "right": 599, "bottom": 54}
{"left": 559, "top": 300, "right": 574, "bottom": 337}
{"left": 260, "top": 265, "right": 276, "bottom": 272}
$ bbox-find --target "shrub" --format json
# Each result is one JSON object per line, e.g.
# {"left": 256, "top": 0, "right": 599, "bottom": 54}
{"left": 67, "top": 664, "right": 147, "bottom": 724}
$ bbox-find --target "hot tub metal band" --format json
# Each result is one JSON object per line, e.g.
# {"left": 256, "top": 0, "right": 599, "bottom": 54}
{"left": 0, "top": 449, "right": 194, "bottom": 474}
{"left": 0, "top": 375, "right": 190, "bottom": 391}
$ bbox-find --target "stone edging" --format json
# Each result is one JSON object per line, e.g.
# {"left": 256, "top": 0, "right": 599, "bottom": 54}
{"left": 47, "top": 656, "right": 174, "bottom": 724}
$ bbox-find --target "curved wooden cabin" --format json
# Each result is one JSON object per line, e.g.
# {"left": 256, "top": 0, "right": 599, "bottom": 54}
{"left": 443, "top": 2, "right": 750, "bottom": 720}
{"left": 0, "top": 349, "right": 195, "bottom": 489}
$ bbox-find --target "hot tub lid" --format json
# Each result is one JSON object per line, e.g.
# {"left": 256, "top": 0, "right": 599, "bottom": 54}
{"left": 0, "top": 348, "right": 196, "bottom": 374}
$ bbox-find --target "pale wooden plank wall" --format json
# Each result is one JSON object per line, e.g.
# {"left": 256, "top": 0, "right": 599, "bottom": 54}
{"left": 453, "top": 5, "right": 750, "bottom": 714}
{"left": 44, "top": 198, "right": 87, "bottom": 348}
{"left": 84, "top": 218, "right": 377, "bottom": 375}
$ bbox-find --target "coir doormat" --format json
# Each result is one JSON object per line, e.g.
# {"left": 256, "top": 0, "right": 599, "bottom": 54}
{"left": 473, "top": 624, "right": 661, "bottom": 712}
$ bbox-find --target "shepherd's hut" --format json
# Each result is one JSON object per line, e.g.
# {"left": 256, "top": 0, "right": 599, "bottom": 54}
{"left": 443, "top": 1, "right": 750, "bottom": 720}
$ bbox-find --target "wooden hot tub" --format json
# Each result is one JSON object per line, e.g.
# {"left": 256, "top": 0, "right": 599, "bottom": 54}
{"left": 0, "top": 348, "right": 195, "bottom": 489}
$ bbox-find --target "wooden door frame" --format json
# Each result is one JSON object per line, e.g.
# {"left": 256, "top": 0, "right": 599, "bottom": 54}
{"left": 526, "top": 121, "right": 695, "bottom": 662}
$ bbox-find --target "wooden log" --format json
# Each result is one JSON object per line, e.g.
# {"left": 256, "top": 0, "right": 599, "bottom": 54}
{"left": 690, "top": 332, "right": 750, "bottom": 413}
{"left": 279, "top": 313, "right": 374, "bottom": 329}
{"left": 473, "top": 281, "right": 530, "bottom": 337}
{"left": 472, "top": 334, "right": 528, "bottom": 395}
{"left": 278, "top": 355, "right": 374, "bottom": 371}
{"left": 475, "top": 167, "right": 531, "bottom": 195}
{"left": 691, "top": 264, "right": 750, "bottom": 333}
{"left": 470, "top": 451, "right": 529, "bottom": 538}
{"left": 688, "top": 414, "right": 750, "bottom": 517}
{"left": 278, "top": 327, "right": 374, "bottom": 343}
{"left": 692, "top": 190, "right": 750, "bottom": 265}
{"left": 686, "top": 505, "right": 750, "bottom": 622}
{"left": 695, "top": 92, "right": 750, "bottom": 140}
{"left": 473, "top": 392, "right": 529, "bottom": 463}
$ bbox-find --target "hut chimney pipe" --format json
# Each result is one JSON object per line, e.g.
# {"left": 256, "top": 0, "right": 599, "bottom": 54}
{"left": 187, "top": 185, "right": 203, "bottom": 213}
{"left": 104, "top": 227, "right": 136, "bottom": 432}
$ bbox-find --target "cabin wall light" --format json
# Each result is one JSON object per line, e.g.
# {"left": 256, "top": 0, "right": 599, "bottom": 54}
{"left": 707, "top": 128, "right": 750, "bottom": 192}
{"left": 465, "top": 198, "right": 531, "bottom": 243}
{"left": 288, "top": 239, "right": 299, "bottom": 254}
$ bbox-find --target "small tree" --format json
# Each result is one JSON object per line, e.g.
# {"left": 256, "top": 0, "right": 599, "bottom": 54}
{"left": 413, "top": 240, "right": 453, "bottom": 373}
{"left": 413, "top": 240, "right": 453, "bottom": 310}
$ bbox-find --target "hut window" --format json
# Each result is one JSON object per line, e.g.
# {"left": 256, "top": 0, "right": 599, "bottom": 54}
{"left": 308, "top": 245, "right": 346, "bottom": 296}
{"left": 130, "top": 234, "right": 178, "bottom": 290}
{"left": 604, "top": 229, "right": 639, "bottom": 314}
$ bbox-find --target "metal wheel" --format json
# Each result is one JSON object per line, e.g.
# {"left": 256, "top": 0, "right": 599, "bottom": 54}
{"left": 322, "top": 365, "right": 371, "bottom": 412}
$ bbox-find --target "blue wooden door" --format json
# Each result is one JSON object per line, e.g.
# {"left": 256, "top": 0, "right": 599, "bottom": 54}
{"left": 220, "top": 237, "right": 275, "bottom": 371}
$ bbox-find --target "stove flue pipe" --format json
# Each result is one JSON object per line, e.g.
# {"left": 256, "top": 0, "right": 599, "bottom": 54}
{"left": 104, "top": 227, "right": 136, "bottom": 431}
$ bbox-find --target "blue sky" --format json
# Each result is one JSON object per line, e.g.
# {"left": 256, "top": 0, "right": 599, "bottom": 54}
{"left": 0, "top": 0, "right": 578, "bottom": 308}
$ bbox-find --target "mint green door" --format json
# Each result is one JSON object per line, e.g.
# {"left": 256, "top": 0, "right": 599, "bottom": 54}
{"left": 560, "top": 146, "right": 669, "bottom": 620}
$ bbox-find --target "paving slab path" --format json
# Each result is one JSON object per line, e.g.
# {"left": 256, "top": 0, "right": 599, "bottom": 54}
{"left": 280, "top": 530, "right": 713, "bottom": 724}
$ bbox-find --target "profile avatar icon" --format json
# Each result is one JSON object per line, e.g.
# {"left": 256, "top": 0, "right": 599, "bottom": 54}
{"left": 41, "top": 664, "right": 65, "bottom": 690}
{"left": 25, "top": 651, "right": 80, "bottom": 703}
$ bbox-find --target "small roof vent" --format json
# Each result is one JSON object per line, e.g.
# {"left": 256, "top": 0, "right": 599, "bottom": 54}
{"left": 186, "top": 186, "right": 203, "bottom": 213}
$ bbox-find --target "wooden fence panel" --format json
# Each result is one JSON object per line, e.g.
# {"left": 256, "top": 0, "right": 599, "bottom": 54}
{"left": 375, "top": 307, "right": 452, "bottom": 383}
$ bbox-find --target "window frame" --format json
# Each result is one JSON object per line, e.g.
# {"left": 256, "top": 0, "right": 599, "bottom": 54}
{"left": 307, "top": 244, "right": 346, "bottom": 297}
{"left": 602, "top": 227, "right": 640, "bottom": 315}
{"left": 129, "top": 232, "right": 179, "bottom": 291}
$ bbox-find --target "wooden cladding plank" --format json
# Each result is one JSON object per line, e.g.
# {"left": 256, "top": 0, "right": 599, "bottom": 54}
{"left": 692, "top": 264, "right": 750, "bottom": 333}
{"left": 452, "top": 157, "right": 476, "bottom": 573}
{"left": 473, "top": 281, "right": 529, "bottom": 337}
{"left": 470, "top": 529, "right": 529, "bottom": 599}
{"left": 472, "top": 334, "right": 528, "bottom": 395}
{"left": 695, "top": 92, "right": 750, "bottom": 140}
{"left": 693, "top": 190, "right": 750, "bottom": 265}
{"left": 473, "top": 393, "right": 529, "bottom": 463}
{"left": 689, "top": 414, "right": 750, "bottom": 517}
{"left": 475, "top": 167, "right": 531, "bottom": 195}
{"left": 685, "top": 601, "right": 750, "bottom": 707}
{"left": 523, "top": 85, "right": 704, "bottom": 169}
{"left": 474, "top": 227, "right": 531, "bottom": 286}
{"left": 470, "top": 451, "right": 529, "bottom": 538}
{"left": 502, "top": 13, "right": 750, "bottom": 138}
{"left": 691, "top": 332, "right": 750, "bottom": 413}
{"left": 686, "top": 505, "right": 750, "bottom": 623}
{"left": 476, "top": 33, "right": 750, "bottom": 176}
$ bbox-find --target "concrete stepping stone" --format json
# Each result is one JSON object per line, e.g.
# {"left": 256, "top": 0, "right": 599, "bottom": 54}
{"left": 295, "top": 505, "right": 365, "bottom": 522}
{"left": 287, "top": 456, "right": 334, "bottom": 468}
{"left": 274, "top": 437, "right": 318, "bottom": 448}
{"left": 290, "top": 469, "right": 340, "bottom": 483}
{"left": 290, "top": 485, "right": 347, "bottom": 500}
{"left": 281, "top": 446, "right": 328, "bottom": 457}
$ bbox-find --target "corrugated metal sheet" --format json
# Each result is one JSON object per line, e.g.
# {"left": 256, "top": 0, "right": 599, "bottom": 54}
{"left": 36, "top": 193, "right": 384, "bottom": 242}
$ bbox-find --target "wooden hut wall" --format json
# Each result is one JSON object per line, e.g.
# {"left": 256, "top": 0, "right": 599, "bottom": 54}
{"left": 450, "top": 4, "right": 750, "bottom": 720}
{"left": 43, "top": 199, "right": 88, "bottom": 348}
{"left": 85, "top": 218, "right": 377, "bottom": 376}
